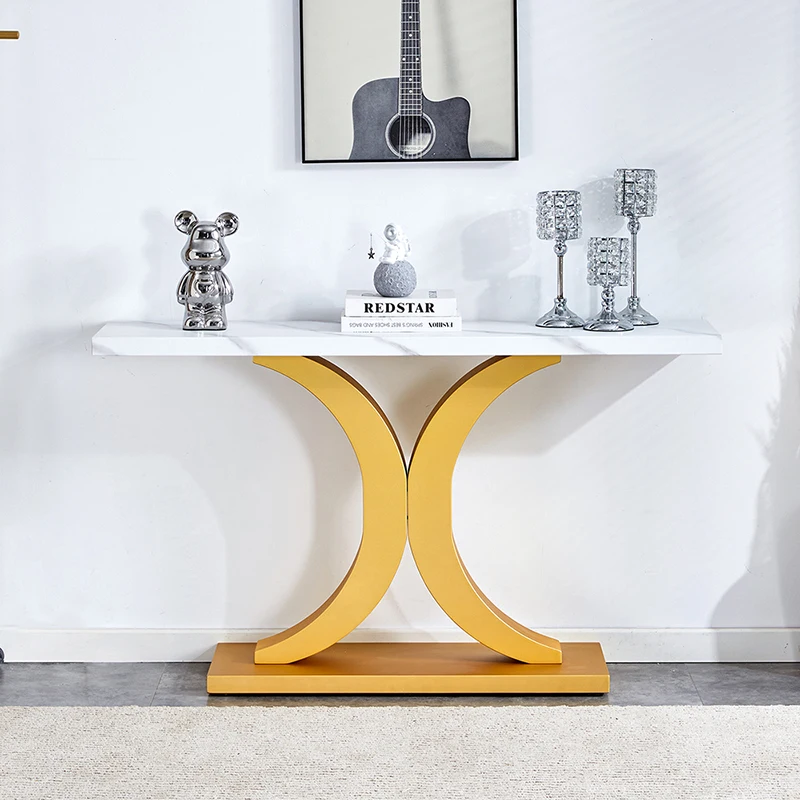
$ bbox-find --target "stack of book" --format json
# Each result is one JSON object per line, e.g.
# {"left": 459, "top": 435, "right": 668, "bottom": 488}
{"left": 341, "top": 290, "right": 461, "bottom": 334}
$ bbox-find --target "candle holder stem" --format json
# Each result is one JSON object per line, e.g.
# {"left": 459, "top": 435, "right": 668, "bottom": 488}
{"left": 620, "top": 216, "right": 658, "bottom": 326}
{"left": 602, "top": 287, "right": 615, "bottom": 316}
{"left": 536, "top": 239, "right": 583, "bottom": 329}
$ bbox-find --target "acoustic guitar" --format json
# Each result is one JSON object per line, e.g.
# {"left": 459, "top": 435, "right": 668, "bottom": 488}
{"left": 349, "top": 0, "right": 471, "bottom": 161}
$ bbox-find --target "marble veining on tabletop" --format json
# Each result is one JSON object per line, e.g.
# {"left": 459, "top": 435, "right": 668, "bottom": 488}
{"left": 92, "top": 320, "right": 722, "bottom": 358}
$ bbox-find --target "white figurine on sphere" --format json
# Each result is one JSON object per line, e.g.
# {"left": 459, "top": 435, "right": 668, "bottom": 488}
{"left": 380, "top": 224, "right": 411, "bottom": 264}
{"left": 374, "top": 223, "right": 417, "bottom": 297}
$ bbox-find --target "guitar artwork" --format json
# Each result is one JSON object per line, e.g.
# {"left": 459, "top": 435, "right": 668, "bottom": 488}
{"left": 349, "top": 0, "right": 471, "bottom": 161}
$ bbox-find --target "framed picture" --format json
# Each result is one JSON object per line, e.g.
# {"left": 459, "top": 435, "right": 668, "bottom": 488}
{"left": 300, "top": 0, "right": 519, "bottom": 163}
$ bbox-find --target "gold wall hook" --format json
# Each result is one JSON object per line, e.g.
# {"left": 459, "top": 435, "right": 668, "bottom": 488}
{"left": 0, "top": 31, "right": 20, "bottom": 39}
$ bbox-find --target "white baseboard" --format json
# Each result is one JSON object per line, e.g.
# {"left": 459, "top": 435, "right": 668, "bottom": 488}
{"left": 2, "top": 627, "right": 800, "bottom": 663}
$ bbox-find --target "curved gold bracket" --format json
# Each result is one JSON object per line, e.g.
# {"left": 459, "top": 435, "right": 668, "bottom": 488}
{"left": 251, "top": 355, "right": 563, "bottom": 667}
{"left": 252, "top": 356, "right": 408, "bottom": 664}
{"left": 408, "top": 356, "right": 563, "bottom": 664}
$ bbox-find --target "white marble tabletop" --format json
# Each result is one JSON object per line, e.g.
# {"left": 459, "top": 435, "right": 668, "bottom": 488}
{"left": 92, "top": 320, "right": 722, "bottom": 357}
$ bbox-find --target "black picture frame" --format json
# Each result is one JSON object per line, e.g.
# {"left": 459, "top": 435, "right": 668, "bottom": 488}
{"left": 299, "top": 0, "right": 519, "bottom": 164}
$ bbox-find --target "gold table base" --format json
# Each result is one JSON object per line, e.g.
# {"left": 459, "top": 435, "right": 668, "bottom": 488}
{"left": 205, "top": 355, "right": 609, "bottom": 695}
{"left": 208, "top": 642, "right": 609, "bottom": 695}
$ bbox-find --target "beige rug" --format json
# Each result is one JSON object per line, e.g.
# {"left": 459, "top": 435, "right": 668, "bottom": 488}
{"left": 0, "top": 706, "right": 798, "bottom": 799}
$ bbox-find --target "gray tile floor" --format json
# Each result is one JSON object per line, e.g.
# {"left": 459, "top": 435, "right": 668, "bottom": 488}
{"left": 1, "top": 663, "right": 798, "bottom": 706}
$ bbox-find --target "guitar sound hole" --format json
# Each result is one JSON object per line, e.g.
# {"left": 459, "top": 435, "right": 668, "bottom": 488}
{"left": 386, "top": 115, "right": 435, "bottom": 159}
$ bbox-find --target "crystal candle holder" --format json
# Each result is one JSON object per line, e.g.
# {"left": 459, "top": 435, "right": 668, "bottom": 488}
{"left": 584, "top": 237, "right": 633, "bottom": 332}
{"left": 535, "top": 190, "right": 584, "bottom": 328}
{"left": 615, "top": 168, "right": 659, "bottom": 326}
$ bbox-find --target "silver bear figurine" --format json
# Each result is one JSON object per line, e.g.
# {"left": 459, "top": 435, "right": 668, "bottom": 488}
{"left": 175, "top": 210, "right": 238, "bottom": 330}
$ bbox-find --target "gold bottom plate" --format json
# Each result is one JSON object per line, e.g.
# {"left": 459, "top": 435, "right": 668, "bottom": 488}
{"left": 207, "top": 642, "right": 609, "bottom": 695}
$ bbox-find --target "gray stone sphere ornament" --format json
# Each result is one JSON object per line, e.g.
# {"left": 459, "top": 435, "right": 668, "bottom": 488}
{"left": 373, "top": 224, "right": 417, "bottom": 298}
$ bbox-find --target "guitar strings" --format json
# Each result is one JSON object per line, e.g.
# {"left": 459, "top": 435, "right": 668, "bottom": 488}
{"left": 401, "top": 0, "right": 426, "bottom": 158}
{"left": 402, "top": 0, "right": 414, "bottom": 159}
{"left": 403, "top": 2, "right": 407, "bottom": 157}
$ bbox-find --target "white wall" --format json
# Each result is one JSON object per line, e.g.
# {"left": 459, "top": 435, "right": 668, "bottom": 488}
{"left": 1, "top": 0, "right": 799, "bottom": 662}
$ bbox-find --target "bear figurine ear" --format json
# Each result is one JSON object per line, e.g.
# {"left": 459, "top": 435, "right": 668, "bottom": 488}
{"left": 216, "top": 212, "right": 239, "bottom": 237}
{"left": 175, "top": 210, "right": 198, "bottom": 235}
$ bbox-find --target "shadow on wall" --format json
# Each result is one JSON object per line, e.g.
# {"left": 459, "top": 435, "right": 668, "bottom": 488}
{"left": 711, "top": 296, "right": 800, "bottom": 661}
{"left": 459, "top": 353, "right": 676, "bottom": 457}
{"left": 0, "top": 325, "right": 677, "bottom": 645}
{"left": 461, "top": 208, "right": 540, "bottom": 321}
{"left": 432, "top": 0, "right": 461, "bottom": 98}
{"left": 460, "top": 181, "right": 631, "bottom": 326}
{"left": 711, "top": 1, "right": 800, "bottom": 658}
{"left": 0, "top": 330, "right": 364, "bottom": 637}
{"left": 577, "top": 177, "right": 624, "bottom": 237}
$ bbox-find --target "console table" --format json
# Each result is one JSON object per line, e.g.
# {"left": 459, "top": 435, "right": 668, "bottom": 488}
{"left": 93, "top": 320, "right": 722, "bottom": 694}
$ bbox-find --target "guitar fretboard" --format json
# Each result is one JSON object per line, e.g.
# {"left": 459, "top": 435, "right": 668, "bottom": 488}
{"left": 399, "top": 0, "right": 422, "bottom": 116}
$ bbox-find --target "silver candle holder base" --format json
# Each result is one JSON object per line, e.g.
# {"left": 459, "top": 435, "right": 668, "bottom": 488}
{"left": 620, "top": 296, "right": 659, "bottom": 326}
{"left": 537, "top": 297, "right": 585, "bottom": 329}
{"left": 585, "top": 299, "right": 633, "bottom": 332}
